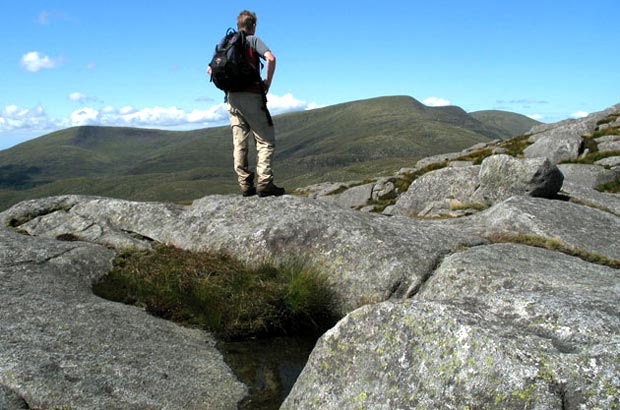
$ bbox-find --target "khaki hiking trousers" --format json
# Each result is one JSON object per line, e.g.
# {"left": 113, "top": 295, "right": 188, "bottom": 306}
{"left": 226, "top": 92, "right": 275, "bottom": 190}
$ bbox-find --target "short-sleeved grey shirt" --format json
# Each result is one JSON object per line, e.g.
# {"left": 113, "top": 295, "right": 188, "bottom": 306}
{"left": 246, "top": 35, "right": 270, "bottom": 58}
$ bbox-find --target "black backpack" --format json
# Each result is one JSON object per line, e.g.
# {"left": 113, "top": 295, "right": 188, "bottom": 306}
{"left": 209, "top": 28, "right": 260, "bottom": 92}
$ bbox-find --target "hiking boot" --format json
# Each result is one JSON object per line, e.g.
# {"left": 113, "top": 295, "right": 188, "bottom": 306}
{"left": 257, "top": 182, "right": 285, "bottom": 197}
{"left": 241, "top": 186, "right": 256, "bottom": 197}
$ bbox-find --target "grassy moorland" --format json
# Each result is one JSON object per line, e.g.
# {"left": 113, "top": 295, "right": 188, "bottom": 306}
{"left": 0, "top": 95, "right": 539, "bottom": 210}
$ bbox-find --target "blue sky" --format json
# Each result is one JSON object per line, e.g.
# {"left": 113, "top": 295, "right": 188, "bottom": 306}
{"left": 1, "top": 0, "right": 619, "bottom": 150}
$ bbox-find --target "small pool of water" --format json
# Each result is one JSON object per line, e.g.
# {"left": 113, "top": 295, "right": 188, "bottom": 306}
{"left": 218, "top": 334, "right": 320, "bottom": 410}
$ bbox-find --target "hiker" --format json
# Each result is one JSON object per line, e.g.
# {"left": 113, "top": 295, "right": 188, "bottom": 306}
{"left": 208, "top": 10, "right": 285, "bottom": 197}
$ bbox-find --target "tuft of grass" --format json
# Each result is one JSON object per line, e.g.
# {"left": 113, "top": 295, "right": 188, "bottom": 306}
{"left": 93, "top": 244, "right": 335, "bottom": 340}
{"left": 591, "top": 126, "right": 620, "bottom": 138}
{"left": 561, "top": 150, "right": 620, "bottom": 165}
{"left": 93, "top": 244, "right": 337, "bottom": 340}
{"left": 456, "top": 148, "right": 493, "bottom": 164}
{"left": 498, "top": 134, "right": 532, "bottom": 157}
{"left": 488, "top": 232, "right": 620, "bottom": 269}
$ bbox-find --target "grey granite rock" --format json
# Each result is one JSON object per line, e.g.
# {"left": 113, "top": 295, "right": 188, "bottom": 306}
{"left": 391, "top": 166, "right": 481, "bottom": 217}
{"left": 453, "top": 195, "right": 620, "bottom": 260}
{"left": 282, "top": 244, "right": 620, "bottom": 410}
{"left": 476, "top": 154, "right": 563, "bottom": 203}
{"left": 1, "top": 194, "right": 486, "bottom": 315}
{"left": 0, "top": 227, "right": 247, "bottom": 409}
{"left": 557, "top": 163, "right": 618, "bottom": 189}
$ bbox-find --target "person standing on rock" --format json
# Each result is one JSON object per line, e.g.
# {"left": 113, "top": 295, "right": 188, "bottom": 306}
{"left": 208, "top": 10, "right": 285, "bottom": 197}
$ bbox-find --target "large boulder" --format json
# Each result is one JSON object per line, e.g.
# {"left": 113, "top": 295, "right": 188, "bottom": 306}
{"left": 476, "top": 154, "right": 564, "bottom": 203}
{"left": 282, "top": 244, "right": 620, "bottom": 410}
{"left": 523, "top": 132, "right": 583, "bottom": 163}
{"left": 0, "top": 226, "right": 247, "bottom": 409}
{"left": 390, "top": 166, "right": 481, "bottom": 218}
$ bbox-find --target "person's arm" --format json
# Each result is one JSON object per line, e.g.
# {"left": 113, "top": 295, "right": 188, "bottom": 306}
{"left": 263, "top": 51, "right": 276, "bottom": 93}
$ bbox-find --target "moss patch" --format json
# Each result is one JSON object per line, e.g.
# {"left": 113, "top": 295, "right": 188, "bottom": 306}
{"left": 596, "top": 177, "right": 620, "bottom": 194}
{"left": 93, "top": 244, "right": 337, "bottom": 340}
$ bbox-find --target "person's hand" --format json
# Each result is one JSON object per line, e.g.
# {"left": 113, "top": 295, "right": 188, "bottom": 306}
{"left": 207, "top": 66, "right": 212, "bottom": 75}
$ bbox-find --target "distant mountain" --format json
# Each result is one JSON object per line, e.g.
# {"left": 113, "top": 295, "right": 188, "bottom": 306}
{"left": 0, "top": 96, "right": 532, "bottom": 210}
{"left": 469, "top": 110, "right": 540, "bottom": 139}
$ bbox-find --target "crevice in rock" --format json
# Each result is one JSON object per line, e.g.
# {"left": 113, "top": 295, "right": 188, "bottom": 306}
{"left": 550, "top": 380, "right": 568, "bottom": 410}
{"left": 7, "top": 203, "right": 75, "bottom": 229}
{"left": 121, "top": 229, "right": 155, "bottom": 242}
{"left": 402, "top": 250, "right": 452, "bottom": 300}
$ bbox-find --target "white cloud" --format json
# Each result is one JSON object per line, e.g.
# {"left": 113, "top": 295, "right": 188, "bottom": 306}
{"left": 571, "top": 111, "right": 589, "bottom": 119}
{"left": 68, "top": 104, "right": 230, "bottom": 128}
{"left": 68, "top": 92, "right": 99, "bottom": 103}
{"left": 0, "top": 104, "right": 60, "bottom": 132}
{"left": 20, "top": 51, "right": 59, "bottom": 72}
{"left": 423, "top": 97, "right": 451, "bottom": 107}
{"left": 266, "top": 93, "right": 318, "bottom": 115}
{"left": 1, "top": 93, "right": 318, "bottom": 139}
{"left": 119, "top": 106, "right": 137, "bottom": 115}
{"left": 71, "top": 107, "right": 100, "bottom": 126}
{"left": 527, "top": 114, "right": 544, "bottom": 120}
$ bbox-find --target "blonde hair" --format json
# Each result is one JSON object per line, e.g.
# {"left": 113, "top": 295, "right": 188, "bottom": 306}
{"left": 237, "top": 10, "right": 257, "bottom": 32}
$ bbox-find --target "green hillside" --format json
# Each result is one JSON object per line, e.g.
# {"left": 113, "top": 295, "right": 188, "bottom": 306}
{"left": 0, "top": 96, "right": 527, "bottom": 210}
{"left": 469, "top": 109, "right": 540, "bottom": 139}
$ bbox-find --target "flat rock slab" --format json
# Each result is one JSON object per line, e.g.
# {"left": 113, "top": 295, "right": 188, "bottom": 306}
{"left": 561, "top": 182, "right": 620, "bottom": 216}
{"left": 557, "top": 163, "right": 618, "bottom": 189}
{"left": 0, "top": 227, "right": 247, "bottom": 409}
{"left": 283, "top": 244, "right": 620, "bottom": 409}
{"left": 1, "top": 195, "right": 486, "bottom": 315}
{"left": 451, "top": 195, "right": 620, "bottom": 261}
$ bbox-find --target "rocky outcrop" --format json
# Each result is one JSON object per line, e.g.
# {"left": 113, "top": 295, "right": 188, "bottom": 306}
{"left": 283, "top": 244, "right": 620, "bottom": 409}
{"left": 449, "top": 195, "right": 620, "bottom": 260}
{"left": 524, "top": 105, "right": 620, "bottom": 163}
{"left": 0, "top": 226, "right": 247, "bottom": 409}
{"left": 0, "top": 194, "right": 486, "bottom": 315}
{"left": 390, "top": 155, "right": 564, "bottom": 218}
{"left": 1, "top": 104, "right": 619, "bottom": 409}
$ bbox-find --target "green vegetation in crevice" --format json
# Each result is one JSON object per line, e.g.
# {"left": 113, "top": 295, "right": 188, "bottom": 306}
{"left": 92, "top": 244, "right": 338, "bottom": 341}
{"left": 596, "top": 114, "right": 620, "bottom": 126}
{"left": 394, "top": 162, "right": 448, "bottom": 193}
{"left": 362, "top": 162, "right": 448, "bottom": 213}
{"left": 455, "top": 148, "right": 494, "bottom": 164}
{"left": 561, "top": 150, "right": 620, "bottom": 165}
{"left": 497, "top": 133, "right": 533, "bottom": 157}
{"left": 591, "top": 127, "right": 620, "bottom": 139}
{"left": 487, "top": 232, "right": 620, "bottom": 269}
{"left": 596, "top": 177, "right": 620, "bottom": 194}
